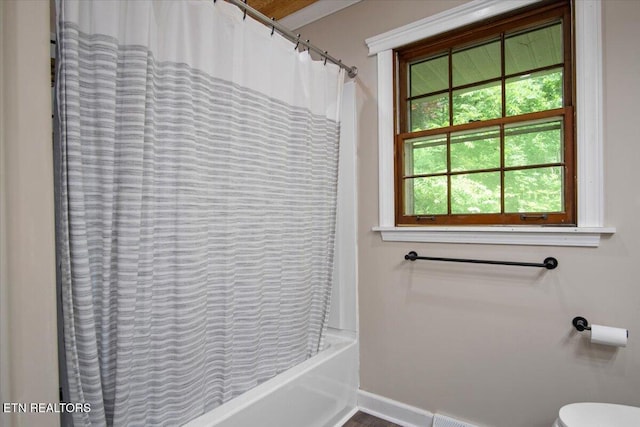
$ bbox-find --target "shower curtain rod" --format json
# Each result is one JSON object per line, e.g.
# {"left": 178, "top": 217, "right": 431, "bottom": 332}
{"left": 219, "top": 0, "right": 358, "bottom": 78}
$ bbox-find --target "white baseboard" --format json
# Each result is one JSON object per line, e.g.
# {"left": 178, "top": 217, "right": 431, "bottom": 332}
{"left": 357, "top": 390, "right": 434, "bottom": 427}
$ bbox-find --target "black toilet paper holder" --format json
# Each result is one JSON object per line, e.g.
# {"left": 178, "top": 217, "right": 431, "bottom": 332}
{"left": 572, "top": 316, "right": 591, "bottom": 332}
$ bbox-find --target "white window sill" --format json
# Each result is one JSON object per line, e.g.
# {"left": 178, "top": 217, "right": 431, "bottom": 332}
{"left": 372, "top": 226, "right": 616, "bottom": 247}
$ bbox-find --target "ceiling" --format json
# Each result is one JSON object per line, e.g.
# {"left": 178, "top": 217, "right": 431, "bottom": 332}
{"left": 247, "top": 0, "right": 319, "bottom": 20}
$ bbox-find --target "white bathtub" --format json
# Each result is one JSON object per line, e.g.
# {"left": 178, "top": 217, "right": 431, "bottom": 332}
{"left": 184, "top": 328, "right": 359, "bottom": 427}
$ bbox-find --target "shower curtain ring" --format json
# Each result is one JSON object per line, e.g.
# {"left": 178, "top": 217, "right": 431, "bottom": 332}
{"left": 294, "top": 34, "right": 301, "bottom": 50}
{"left": 270, "top": 17, "right": 276, "bottom": 36}
{"left": 243, "top": 0, "right": 247, "bottom": 20}
{"left": 323, "top": 51, "right": 328, "bottom": 66}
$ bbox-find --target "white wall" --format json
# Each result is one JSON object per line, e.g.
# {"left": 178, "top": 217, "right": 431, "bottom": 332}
{"left": 0, "top": 0, "right": 59, "bottom": 426}
{"left": 300, "top": 1, "right": 640, "bottom": 426}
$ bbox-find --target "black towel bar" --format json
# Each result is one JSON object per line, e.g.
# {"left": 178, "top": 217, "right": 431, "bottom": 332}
{"left": 404, "top": 251, "right": 558, "bottom": 270}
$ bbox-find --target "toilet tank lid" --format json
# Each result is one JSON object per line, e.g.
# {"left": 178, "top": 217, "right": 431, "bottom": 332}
{"left": 558, "top": 402, "right": 640, "bottom": 427}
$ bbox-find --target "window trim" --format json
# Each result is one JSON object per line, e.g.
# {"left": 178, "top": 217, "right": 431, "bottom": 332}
{"left": 365, "top": 0, "right": 614, "bottom": 247}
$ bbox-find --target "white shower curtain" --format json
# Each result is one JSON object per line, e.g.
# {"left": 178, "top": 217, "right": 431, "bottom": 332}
{"left": 55, "top": 0, "right": 344, "bottom": 425}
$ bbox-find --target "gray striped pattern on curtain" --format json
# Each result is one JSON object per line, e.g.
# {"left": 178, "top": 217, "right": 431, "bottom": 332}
{"left": 57, "top": 23, "right": 339, "bottom": 426}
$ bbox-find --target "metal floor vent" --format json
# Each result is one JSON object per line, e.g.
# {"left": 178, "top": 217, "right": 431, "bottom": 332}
{"left": 432, "top": 413, "right": 478, "bottom": 427}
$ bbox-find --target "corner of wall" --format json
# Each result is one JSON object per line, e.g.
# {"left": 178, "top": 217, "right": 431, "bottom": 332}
{"left": 1, "top": 0, "right": 60, "bottom": 425}
{"left": 0, "top": 1, "right": 12, "bottom": 423}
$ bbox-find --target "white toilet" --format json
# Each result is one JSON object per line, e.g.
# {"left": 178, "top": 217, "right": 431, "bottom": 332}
{"left": 553, "top": 402, "right": 640, "bottom": 427}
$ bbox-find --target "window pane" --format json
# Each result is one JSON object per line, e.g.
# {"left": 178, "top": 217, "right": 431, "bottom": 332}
{"left": 505, "top": 22, "right": 563, "bottom": 75}
{"left": 451, "top": 172, "right": 500, "bottom": 214}
{"left": 452, "top": 81, "right": 501, "bottom": 125}
{"left": 450, "top": 127, "right": 500, "bottom": 172}
{"left": 404, "top": 135, "right": 447, "bottom": 176}
{"left": 506, "top": 68, "right": 563, "bottom": 116}
{"left": 504, "top": 167, "right": 563, "bottom": 213}
{"left": 505, "top": 118, "right": 563, "bottom": 167}
{"left": 404, "top": 176, "right": 448, "bottom": 216}
{"left": 410, "top": 94, "right": 449, "bottom": 131}
{"left": 410, "top": 54, "right": 449, "bottom": 97}
{"left": 452, "top": 40, "right": 500, "bottom": 87}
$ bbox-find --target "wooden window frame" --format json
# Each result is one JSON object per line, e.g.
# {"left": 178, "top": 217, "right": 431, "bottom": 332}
{"left": 394, "top": 0, "right": 575, "bottom": 227}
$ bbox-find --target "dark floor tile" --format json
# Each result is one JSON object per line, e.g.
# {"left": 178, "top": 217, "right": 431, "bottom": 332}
{"left": 342, "top": 411, "right": 403, "bottom": 427}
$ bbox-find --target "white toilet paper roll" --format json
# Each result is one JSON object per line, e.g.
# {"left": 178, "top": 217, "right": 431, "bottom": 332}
{"left": 590, "top": 324, "right": 628, "bottom": 347}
